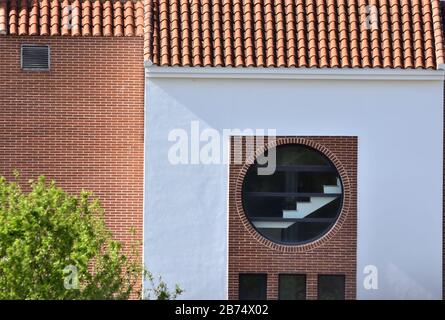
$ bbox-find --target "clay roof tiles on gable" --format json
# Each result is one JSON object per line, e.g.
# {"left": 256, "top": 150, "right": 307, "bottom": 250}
{"left": 0, "top": 0, "right": 144, "bottom": 36}
{"left": 143, "top": 0, "right": 445, "bottom": 69}
{"left": 1, "top": 1, "right": 444, "bottom": 69}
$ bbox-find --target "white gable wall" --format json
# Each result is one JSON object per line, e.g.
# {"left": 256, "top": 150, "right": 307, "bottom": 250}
{"left": 143, "top": 70, "right": 443, "bottom": 299}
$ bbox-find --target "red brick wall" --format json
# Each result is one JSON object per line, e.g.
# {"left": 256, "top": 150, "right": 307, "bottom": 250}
{"left": 0, "top": 36, "right": 144, "bottom": 267}
{"left": 228, "top": 136, "right": 357, "bottom": 300}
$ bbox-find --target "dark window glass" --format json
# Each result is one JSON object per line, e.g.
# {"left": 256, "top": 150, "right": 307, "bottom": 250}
{"left": 239, "top": 274, "right": 267, "bottom": 300}
{"left": 318, "top": 275, "right": 345, "bottom": 300}
{"left": 279, "top": 274, "right": 306, "bottom": 300}
{"left": 242, "top": 144, "right": 343, "bottom": 245}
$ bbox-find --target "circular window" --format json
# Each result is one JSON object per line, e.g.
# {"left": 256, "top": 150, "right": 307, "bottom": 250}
{"left": 242, "top": 144, "right": 343, "bottom": 245}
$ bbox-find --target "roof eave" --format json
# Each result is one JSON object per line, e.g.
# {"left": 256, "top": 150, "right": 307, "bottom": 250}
{"left": 145, "top": 66, "right": 445, "bottom": 81}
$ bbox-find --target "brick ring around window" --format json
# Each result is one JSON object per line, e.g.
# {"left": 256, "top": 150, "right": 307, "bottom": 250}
{"left": 233, "top": 137, "right": 352, "bottom": 253}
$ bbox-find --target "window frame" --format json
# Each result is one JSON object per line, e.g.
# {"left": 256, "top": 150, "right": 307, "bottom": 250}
{"left": 238, "top": 273, "right": 268, "bottom": 300}
{"left": 278, "top": 273, "right": 307, "bottom": 300}
{"left": 317, "top": 274, "right": 346, "bottom": 300}
{"left": 241, "top": 143, "right": 344, "bottom": 246}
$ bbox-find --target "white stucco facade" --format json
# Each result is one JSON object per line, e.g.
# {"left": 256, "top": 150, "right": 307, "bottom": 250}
{"left": 143, "top": 68, "right": 444, "bottom": 299}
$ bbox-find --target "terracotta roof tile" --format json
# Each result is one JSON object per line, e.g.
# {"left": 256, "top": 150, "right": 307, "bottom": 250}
{"left": 274, "top": 0, "right": 285, "bottom": 67}
{"left": 178, "top": 0, "right": 190, "bottom": 66}
{"left": 71, "top": 0, "right": 81, "bottom": 35}
{"left": 29, "top": 0, "right": 38, "bottom": 35}
{"left": 212, "top": 0, "right": 223, "bottom": 66}
{"left": 253, "top": 0, "right": 265, "bottom": 67}
{"left": 202, "top": 0, "right": 213, "bottom": 66}
{"left": 92, "top": 0, "right": 101, "bottom": 36}
{"left": 422, "top": 0, "right": 435, "bottom": 69}
{"left": 18, "top": 0, "right": 28, "bottom": 35}
{"left": 81, "top": 0, "right": 91, "bottom": 36}
{"left": 7, "top": 0, "right": 18, "bottom": 35}
{"left": 190, "top": 0, "right": 202, "bottom": 66}
{"left": 158, "top": 0, "right": 169, "bottom": 65}
{"left": 389, "top": 0, "right": 403, "bottom": 68}
{"left": 432, "top": 0, "right": 445, "bottom": 67}
{"left": 242, "top": 0, "right": 254, "bottom": 67}
{"left": 113, "top": 0, "right": 123, "bottom": 36}
{"left": 1, "top": 1, "right": 444, "bottom": 69}
{"left": 284, "top": 1, "right": 296, "bottom": 67}
{"left": 0, "top": 0, "right": 7, "bottom": 35}
{"left": 296, "top": 0, "right": 307, "bottom": 67}
{"left": 168, "top": 0, "right": 180, "bottom": 65}
{"left": 0, "top": 0, "right": 143, "bottom": 37}
{"left": 50, "top": 0, "right": 59, "bottom": 36}
{"left": 142, "top": 0, "right": 445, "bottom": 69}
{"left": 134, "top": 0, "right": 143, "bottom": 35}
{"left": 222, "top": 0, "right": 233, "bottom": 66}
{"left": 233, "top": 0, "right": 244, "bottom": 67}
{"left": 380, "top": 0, "right": 392, "bottom": 68}
{"left": 400, "top": 0, "right": 413, "bottom": 68}
{"left": 40, "top": 0, "right": 50, "bottom": 35}
{"left": 358, "top": 0, "right": 371, "bottom": 67}
{"left": 61, "top": 0, "right": 71, "bottom": 36}
{"left": 348, "top": 0, "right": 361, "bottom": 68}
{"left": 337, "top": 0, "right": 349, "bottom": 68}
{"left": 123, "top": 0, "right": 134, "bottom": 36}
{"left": 102, "top": 1, "right": 112, "bottom": 36}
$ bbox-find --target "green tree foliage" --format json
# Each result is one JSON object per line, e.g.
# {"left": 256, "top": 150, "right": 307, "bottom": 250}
{"left": 0, "top": 175, "right": 182, "bottom": 300}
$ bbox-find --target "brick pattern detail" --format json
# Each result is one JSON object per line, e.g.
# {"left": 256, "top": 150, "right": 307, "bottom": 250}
{"left": 228, "top": 136, "right": 357, "bottom": 300}
{"left": 0, "top": 36, "right": 144, "bottom": 282}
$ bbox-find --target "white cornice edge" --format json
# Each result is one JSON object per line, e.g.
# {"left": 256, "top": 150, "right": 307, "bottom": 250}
{"left": 436, "top": 63, "right": 445, "bottom": 71}
{"left": 145, "top": 65, "right": 445, "bottom": 81}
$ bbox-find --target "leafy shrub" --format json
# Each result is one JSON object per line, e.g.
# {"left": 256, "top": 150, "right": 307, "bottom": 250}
{"left": 0, "top": 174, "right": 181, "bottom": 300}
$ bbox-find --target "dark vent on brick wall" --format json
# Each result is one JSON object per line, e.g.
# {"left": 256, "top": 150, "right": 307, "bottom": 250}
{"left": 21, "top": 45, "right": 50, "bottom": 71}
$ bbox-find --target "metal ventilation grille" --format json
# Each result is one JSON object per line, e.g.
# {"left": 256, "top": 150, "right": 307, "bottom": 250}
{"left": 21, "top": 45, "right": 50, "bottom": 70}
